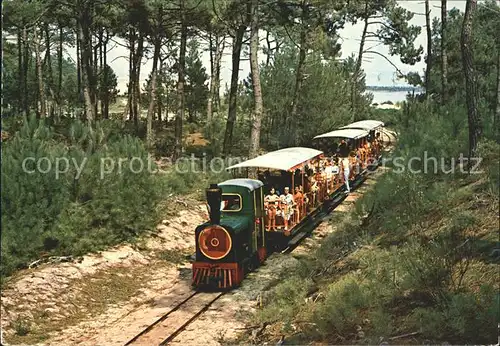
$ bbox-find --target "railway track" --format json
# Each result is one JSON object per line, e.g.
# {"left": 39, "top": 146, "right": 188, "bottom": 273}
{"left": 124, "top": 292, "right": 224, "bottom": 346}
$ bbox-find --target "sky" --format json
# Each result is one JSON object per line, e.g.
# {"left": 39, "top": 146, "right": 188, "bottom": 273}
{"left": 94, "top": 0, "right": 467, "bottom": 94}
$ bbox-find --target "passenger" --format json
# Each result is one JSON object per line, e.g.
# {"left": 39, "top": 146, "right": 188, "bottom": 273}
{"left": 294, "top": 186, "right": 304, "bottom": 221}
{"left": 280, "top": 187, "right": 295, "bottom": 231}
{"left": 331, "top": 142, "right": 338, "bottom": 156}
{"left": 341, "top": 156, "right": 351, "bottom": 193}
{"left": 257, "top": 170, "right": 265, "bottom": 183}
{"left": 324, "top": 160, "right": 334, "bottom": 194}
{"left": 374, "top": 132, "right": 382, "bottom": 155}
{"left": 309, "top": 175, "right": 319, "bottom": 206}
{"left": 318, "top": 164, "right": 326, "bottom": 194}
{"left": 264, "top": 187, "right": 280, "bottom": 231}
{"left": 332, "top": 159, "right": 340, "bottom": 189}
{"left": 364, "top": 140, "right": 371, "bottom": 166}
{"left": 338, "top": 139, "right": 349, "bottom": 157}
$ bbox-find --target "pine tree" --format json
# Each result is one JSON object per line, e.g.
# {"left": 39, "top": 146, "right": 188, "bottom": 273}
{"left": 185, "top": 39, "right": 209, "bottom": 124}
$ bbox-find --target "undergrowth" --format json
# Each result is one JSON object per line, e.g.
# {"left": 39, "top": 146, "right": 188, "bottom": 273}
{"left": 1, "top": 115, "right": 229, "bottom": 281}
{"left": 253, "top": 103, "right": 500, "bottom": 344}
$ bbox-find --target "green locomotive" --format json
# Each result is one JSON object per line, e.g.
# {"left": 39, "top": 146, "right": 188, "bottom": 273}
{"left": 193, "top": 179, "right": 267, "bottom": 289}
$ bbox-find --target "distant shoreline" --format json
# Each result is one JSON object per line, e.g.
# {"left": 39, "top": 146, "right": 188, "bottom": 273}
{"left": 366, "top": 85, "right": 423, "bottom": 92}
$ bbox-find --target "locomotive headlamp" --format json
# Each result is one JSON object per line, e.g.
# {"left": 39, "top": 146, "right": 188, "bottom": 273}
{"left": 198, "top": 225, "right": 232, "bottom": 260}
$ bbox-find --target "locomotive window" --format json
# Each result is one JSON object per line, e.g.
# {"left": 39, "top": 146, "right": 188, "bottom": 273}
{"left": 220, "top": 194, "right": 242, "bottom": 212}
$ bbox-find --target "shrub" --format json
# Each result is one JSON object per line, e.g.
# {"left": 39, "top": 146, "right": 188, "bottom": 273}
{"left": 250, "top": 100, "right": 499, "bottom": 345}
{"left": 311, "top": 275, "right": 371, "bottom": 338}
{"left": 309, "top": 274, "right": 394, "bottom": 342}
{"left": 257, "top": 276, "right": 313, "bottom": 330}
{"left": 1, "top": 116, "right": 164, "bottom": 279}
{"left": 410, "top": 285, "right": 499, "bottom": 343}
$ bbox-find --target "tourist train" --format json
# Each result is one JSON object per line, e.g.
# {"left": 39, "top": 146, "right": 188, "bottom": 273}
{"left": 192, "top": 120, "right": 386, "bottom": 289}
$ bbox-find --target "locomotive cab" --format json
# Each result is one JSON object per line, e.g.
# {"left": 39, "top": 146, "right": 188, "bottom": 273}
{"left": 192, "top": 179, "right": 266, "bottom": 289}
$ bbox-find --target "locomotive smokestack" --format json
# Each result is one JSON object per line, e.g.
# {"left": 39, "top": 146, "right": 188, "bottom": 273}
{"left": 206, "top": 184, "right": 222, "bottom": 224}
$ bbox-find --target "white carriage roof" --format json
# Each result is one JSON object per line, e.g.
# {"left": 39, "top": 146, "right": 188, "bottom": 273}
{"left": 218, "top": 179, "right": 263, "bottom": 191}
{"left": 313, "top": 128, "right": 369, "bottom": 140}
{"left": 341, "top": 120, "right": 385, "bottom": 131}
{"left": 226, "top": 147, "right": 323, "bottom": 171}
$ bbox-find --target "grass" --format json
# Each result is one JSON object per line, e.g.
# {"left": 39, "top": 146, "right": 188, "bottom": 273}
{"left": 246, "top": 150, "right": 499, "bottom": 345}
{"left": 156, "top": 248, "right": 194, "bottom": 264}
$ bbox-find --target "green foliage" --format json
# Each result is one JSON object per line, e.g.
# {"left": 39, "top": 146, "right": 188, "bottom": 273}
{"left": 142, "top": 65, "right": 177, "bottom": 120}
{"left": 257, "top": 276, "right": 313, "bottom": 329}
{"left": 376, "top": 4, "right": 423, "bottom": 65}
{"left": 311, "top": 275, "right": 373, "bottom": 338}
{"left": 254, "top": 44, "right": 369, "bottom": 149}
{"left": 423, "top": 0, "right": 500, "bottom": 134}
{"left": 12, "top": 318, "right": 31, "bottom": 337}
{"left": 477, "top": 140, "right": 500, "bottom": 195}
{"left": 1, "top": 116, "right": 164, "bottom": 278}
{"left": 410, "top": 285, "right": 499, "bottom": 344}
{"left": 185, "top": 40, "right": 209, "bottom": 123}
{"left": 98, "top": 65, "right": 119, "bottom": 104}
{"left": 255, "top": 103, "right": 499, "bottom": 344}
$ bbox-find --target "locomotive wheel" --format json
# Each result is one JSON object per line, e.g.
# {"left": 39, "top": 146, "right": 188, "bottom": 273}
{"left": 247, "top": 253, "right": 260, "bottom": 273}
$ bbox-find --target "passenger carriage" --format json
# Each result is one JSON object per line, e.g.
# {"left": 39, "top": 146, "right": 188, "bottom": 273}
{"left": 340, "top": 120, "right": 385, "bottom": 159}
{"left": 226, "top": 147, "right": 333, "bottom": 239}
{"left": 313, "top": 125, "right": 383, "bottom": 176}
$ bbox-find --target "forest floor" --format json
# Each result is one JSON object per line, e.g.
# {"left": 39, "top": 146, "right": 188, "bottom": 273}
{"left": 0, "top": 166, "right": 388, "bottom": 346}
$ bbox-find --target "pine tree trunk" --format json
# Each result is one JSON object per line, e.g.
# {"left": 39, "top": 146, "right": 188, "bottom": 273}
{"left": 289, "top": 25, "right": 307, "bottom": 146}
{"left": 174, "top": 2, "right": 187, "bottom": 160}
{"left": 265, "top": 31, "right": 271, "bottom": 67}
{"left": 214, "top": 36, "right": 224, "bottom": 110}
{"left": 248, "top": 0, "right": 263, "bottom": 159}
{"left": 45, "top": 25, "right": 55, "bottom": 117}
{"left": 34, "top": 27, "right": 46, "bottom": 118}
{"left": 147, "top": 37, "right": 161, "bottom": 149}
{"left": 207, "top": 32, "right": 215, "bottom": 123}
{"left": 92, "top": 35, "right": 98, "bottom": 119}
{"left": 352, "top": 10, "right": 369, "bottom": 121}
{"left": 158, "top": 98, "right": 163, "bottom": 122}
{"left": 76, "top": 28, "right": 82, "bottom": 105}
{"left": 17, "top": 29, "right": 23, "bottom": 114}
{"left": 103, "top": 33, "right": 109, "bottom": 120}
{"left": 441, "top": 0, "right": 448, "bottom": 103}
{"left": 97, "top": 30, "right": 103, "bottom": 119}
{"left": 494, "top": 52, "right": 500, "bottom": 138}
{"left": 23, "top": 26, "right": 29, "bottom": 116}
{"left": 461, "top": 0, "right": 481, "bottom": 159}
{"left": 78, "top": 10, "right": 96, "bottom": 123}
{"left": 123, "top": 29, "right": 135, "bottom": 122}
{"left": 222, "top": 25, "right": 245, "bottom": 156}
{"left": 58, "top": 25, "right": 63, "bottom": 117}
{"left": 424, "top": 0, "right": 432, "bottom": 98}
{"left": 130, "top": 32, "right": 144, "bottom": 130}
{"left": 99, "top": 30, "right": 103, "bottom": 69}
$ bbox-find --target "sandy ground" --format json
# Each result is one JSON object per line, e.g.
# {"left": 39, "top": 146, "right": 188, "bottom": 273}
{"left": 0, "top": 202, "right": 207, "bottom": 345}
{"left": 1, "top": 167, "right": 389, "bottom": 346}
